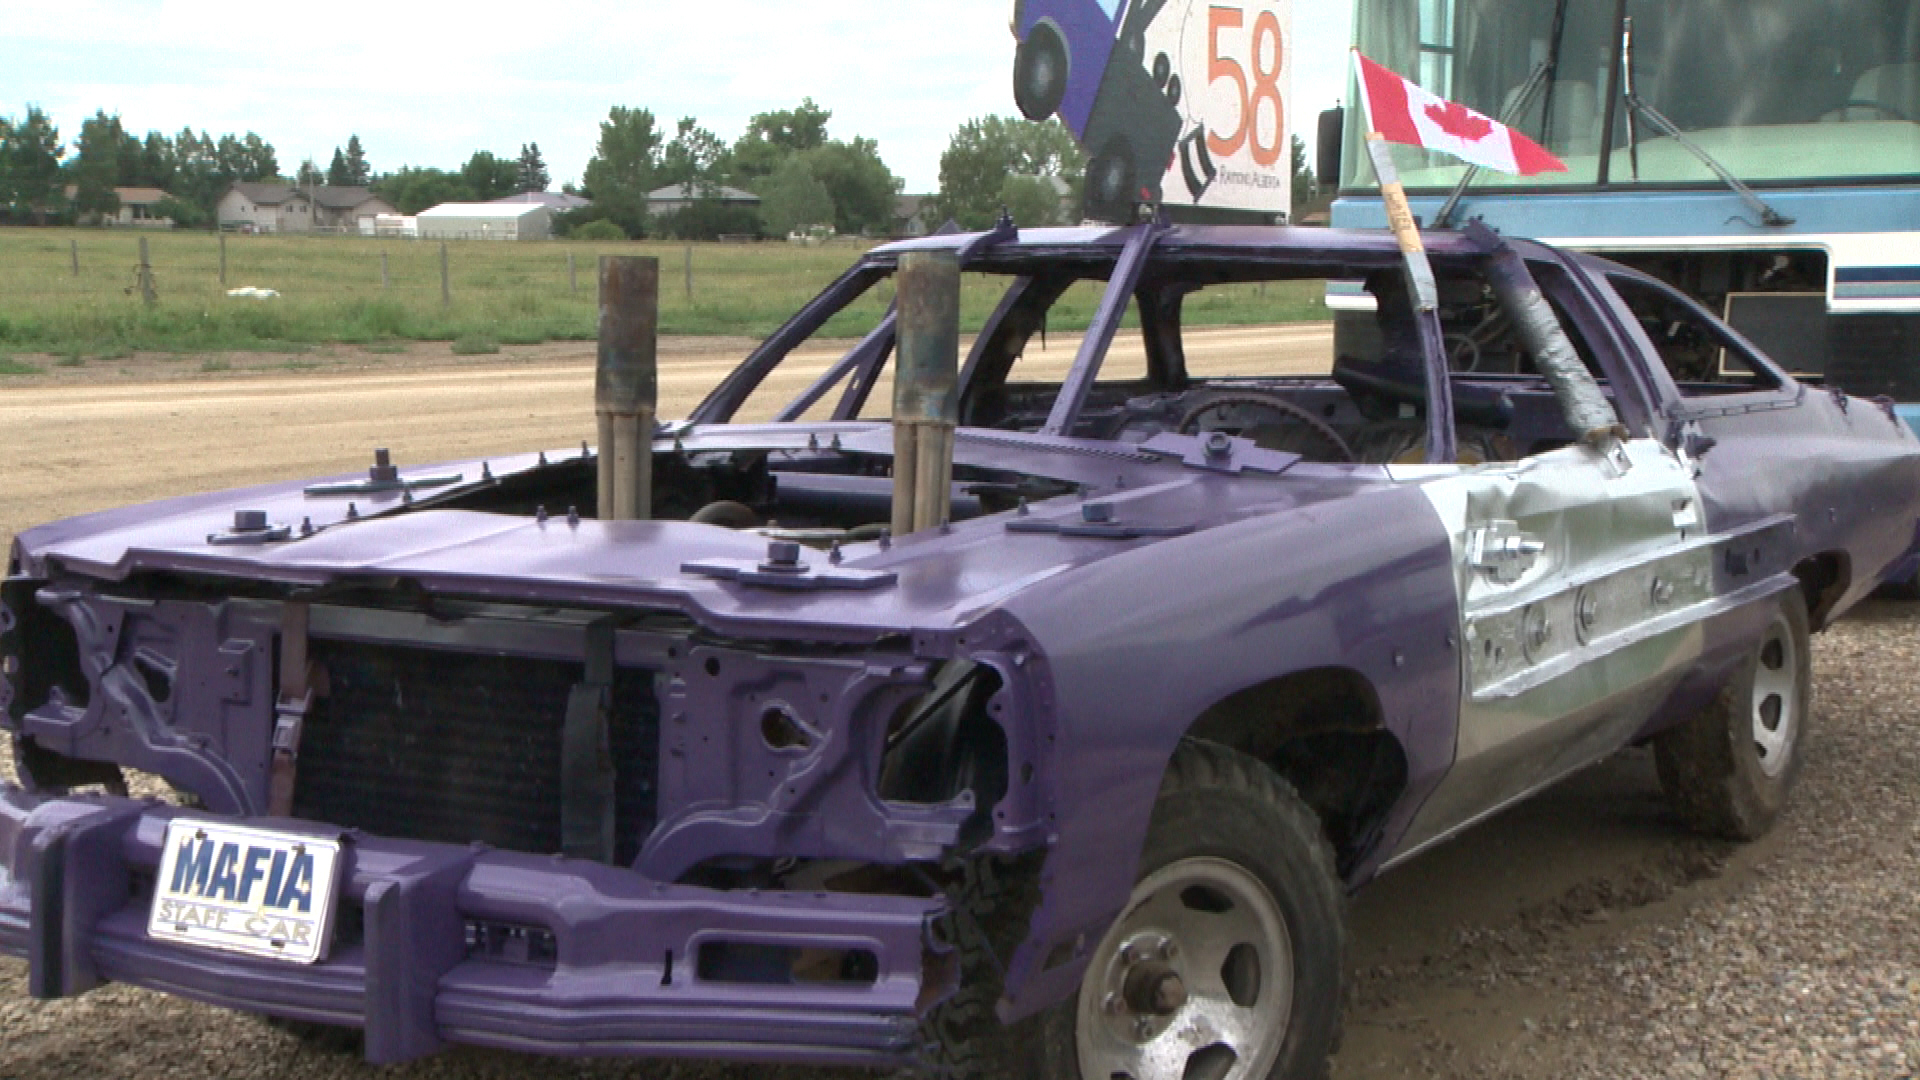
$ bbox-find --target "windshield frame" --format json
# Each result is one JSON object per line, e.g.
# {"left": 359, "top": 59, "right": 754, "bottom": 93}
{"left": 1342, "top": 0, "right": 1920, "bottom": 195}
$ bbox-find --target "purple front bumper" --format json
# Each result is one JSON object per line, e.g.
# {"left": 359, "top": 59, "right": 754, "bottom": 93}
{"left": 0, "top": 786, "right": 950, "bottom": 1066}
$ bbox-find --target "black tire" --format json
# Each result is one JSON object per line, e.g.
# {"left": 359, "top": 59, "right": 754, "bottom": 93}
{"left": 1015, "top": 24, "right": 1070, "bottom": 122}
{"left": 1655, "top": 591, "right": 1812, "bottom": 841}
{"left": 1083, "top": 142, "right": 1137, "bottom": 224}
{"left": 921, "top": 739, "right": 1346, "bottom": 1079}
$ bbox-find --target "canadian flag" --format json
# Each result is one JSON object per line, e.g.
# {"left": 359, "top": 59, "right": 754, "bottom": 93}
{"left": 1353, "top": 51, "right": 1567, "bottom": 177}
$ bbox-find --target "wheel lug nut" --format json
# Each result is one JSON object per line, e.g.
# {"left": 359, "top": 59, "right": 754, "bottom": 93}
{"left": 1133, "top": 1018, "right": 1153, "bottom": 1039}
{"left": 1118, "top": 944, "right": 1136, "bottom": 964}
{"left": 1103, "top": 993, "right": 1123, "bottom": 1015}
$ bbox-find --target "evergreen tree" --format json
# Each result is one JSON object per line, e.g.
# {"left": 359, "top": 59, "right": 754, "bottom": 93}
{"left": 297, "top": 158, "right": 324, "bottom": 187}
{"left": 344, "top": 135, "right": 370, "bottom": 185}
{"left": 72, "top": 110, "right": 125, "bottom": 223}
{"left": 327, "top": 147, "right": 351, "bottom": 186}
{"left": 516, "top": 142, "right": 549, "bottom": 192}
{"left": 0, "top": 107, "right": 66, "bottom": 222}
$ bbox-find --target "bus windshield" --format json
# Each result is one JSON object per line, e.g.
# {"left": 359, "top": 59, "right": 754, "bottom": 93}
{"left": 1344, "top": 0, "right": 1920, "bottom": 192}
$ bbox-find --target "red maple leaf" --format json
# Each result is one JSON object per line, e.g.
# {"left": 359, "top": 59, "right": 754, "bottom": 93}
{"left": 1425, "top": 101, "right": 1494, "bottom": 142}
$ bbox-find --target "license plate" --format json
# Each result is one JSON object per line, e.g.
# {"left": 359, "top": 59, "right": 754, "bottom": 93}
{"left": 148, "top": 819, "right": 344, "bottom": 965}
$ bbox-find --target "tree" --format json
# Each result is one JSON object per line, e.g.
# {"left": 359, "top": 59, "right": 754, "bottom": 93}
{"left": 460, "top": 151, "right": 518, "bottom": 201}
{"left": 581, "top": 106, "right": 664, "bottom": 237}
{"left": 0, "top": 106, "right": 65, "bottom": 222}
{"left": 731, "top": 98, "right": 832, "bottom": 186}
{"left": 934, "top": 116, "right": 1083, "bottom": 229}
{"left": 238, "top": 133, "right": 278, "bottom": 182}
{"left": 658, "top": 118, "right": 729, "bottom": 190}
{"left": 999, "top": 174, "right": 1066, "bottom": 228}
{"left": 326, "top": 147, "right": 351, "bottom": 186}
{"left": 374, "top": 166, "right": 474, "bottom": 215}
{"left": 759, "top": 156, "right": 835, "bottom": 236}
{"left": 800, "top": 138, "right": 901, "bottom": 235}
{"left": 72, "top": 110, "right": 125, "bottom": 223}
{"left": 297, "top": 158, "right": 324, "bottom": 187}
{"left": 516, "top": 142, "right": 549, "bottom": 192}
{"left": 137, "top": 131, "right": 176, "bottom": 190}
{"left": 152, "top": 194, "right": 206, "bottom": 229}
{"left": 1289, "top": 134, "right": 1320, "bottom": 221}
{"left": 343, "top": 135, "right": 370, "bottom": 185}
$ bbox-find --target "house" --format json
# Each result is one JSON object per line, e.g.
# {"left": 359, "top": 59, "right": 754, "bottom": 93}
{"left": 217, "top": 183, "right": 313, "bottom": 233}
{"left": 488, "top": 191, "right": 591, "bottom": 212}
{"left": 63, "top": 186, "right": 177, "bottom": 228}
{"left": 645, "top": 183, "right": 761, "bottom": 217}
{"left": 310, "top": 187, "right": 397, "bottom": 234}
{"left": 416, "top": 202, "right": 551, "bottom": 241}
{"left": 894, "top": 194, "right": 939, "bottom": 237}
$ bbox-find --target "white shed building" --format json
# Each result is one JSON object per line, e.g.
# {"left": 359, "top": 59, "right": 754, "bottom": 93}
{"left": 417, "top": 202, "right": 552, "bottom": 241}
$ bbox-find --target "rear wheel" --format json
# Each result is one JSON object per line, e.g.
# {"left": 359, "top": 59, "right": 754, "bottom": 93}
{"left": 1655, "top": 592, "right": 1811, "bottom": 840}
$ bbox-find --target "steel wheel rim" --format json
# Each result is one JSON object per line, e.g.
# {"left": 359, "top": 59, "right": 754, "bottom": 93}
{"left": 1751, "top": 613, "right": 1800, "bottom": 778}
{"left": 1076, "top": 856, "right": 1294, "bottom": 1080}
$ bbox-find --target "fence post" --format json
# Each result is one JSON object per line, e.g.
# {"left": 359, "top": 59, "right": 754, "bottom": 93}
{"left": 440, "top": 242, "right": 450, "bottom": 307}
{"left": 381, "top": 250, "right": 390, "bottom": 289}
{"left": 70, "top": 237, "right": 79, "bottom": 277}
{"left": 137, "top": 236, "right": 156, "bottom": 307}
{"left": 596, "top": 256, "right": 658, "bottom": 522}
{"left": 219, "top": 231, "right": 227, "bottom": 286}
{"left": 683, "top": 244, "right": 693, "bottom": 303}
{"left": 569, "top": 251, "right": 577, "bottom": 293}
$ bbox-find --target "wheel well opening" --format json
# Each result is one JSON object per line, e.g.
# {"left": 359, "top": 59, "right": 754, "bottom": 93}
{"left": 1793, "top": 552, "right": 1849, "bottom": 630}
{"left": 1185, "top": 668, "right": 1407, "bottom": 877}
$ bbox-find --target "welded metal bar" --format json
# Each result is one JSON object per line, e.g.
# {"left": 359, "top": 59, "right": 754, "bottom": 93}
{"left": 1467, "top": 222, "right": 1622, "bottom": 444}
{"left": 1041, "top": 222, "right": 1163, "bottom": 437}
{"left": 776, "top": 307, "right": 897, "bottom": 422}
{"left": 1365, "top": 135, "right": 1457, "bottom": 464}
{"left": 596, "top": 256, "right": 659, "bottom": 521}
{"left": 893, "top": 250, "right": 961, "bottom": 535}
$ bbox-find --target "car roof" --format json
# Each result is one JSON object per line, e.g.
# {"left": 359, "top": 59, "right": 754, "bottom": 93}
{"left": 868, "top": 223, "right": 1552, "bottom": 268}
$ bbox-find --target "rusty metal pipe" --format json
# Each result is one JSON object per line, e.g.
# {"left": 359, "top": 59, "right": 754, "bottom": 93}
{"left": 892, "top": 251, "right": 961, "bottom": 536}
{"left": 596, "top": 256, "right": 659, "bottom": 521}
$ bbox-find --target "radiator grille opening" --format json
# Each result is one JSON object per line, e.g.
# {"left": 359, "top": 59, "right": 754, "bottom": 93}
{"left": 294, "top": 642, "right": 659, "bottom": 862}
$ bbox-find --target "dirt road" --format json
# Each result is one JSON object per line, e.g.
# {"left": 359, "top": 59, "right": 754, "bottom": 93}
{"left": 3, "top": 332, "right": 1916, "bottom": 1078}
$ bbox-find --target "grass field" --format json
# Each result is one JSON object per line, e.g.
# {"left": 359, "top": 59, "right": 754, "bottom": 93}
{"left": 0, "top": 227, "right": 1328, "bottom": 359}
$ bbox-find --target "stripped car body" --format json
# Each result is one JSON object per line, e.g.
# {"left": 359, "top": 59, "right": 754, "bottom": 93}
{"left": 3, "top": 222, "right": 1918, "bottom": 1073}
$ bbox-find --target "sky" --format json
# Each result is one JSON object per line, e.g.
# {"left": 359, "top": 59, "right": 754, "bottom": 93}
{"left": 0, "top": 0, "right": 1355, "bottom": 194}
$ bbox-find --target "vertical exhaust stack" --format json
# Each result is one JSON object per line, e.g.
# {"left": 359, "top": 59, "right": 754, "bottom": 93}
{"left": 892, "top": 251, "right": 962, "bottom": 537}
{"left": 596, "top": 256, "right": 659, "bottom": 521}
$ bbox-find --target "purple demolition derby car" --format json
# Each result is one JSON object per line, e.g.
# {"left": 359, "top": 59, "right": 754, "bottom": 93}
{"left": 5, "top": 221, "right": 1920, "bottom": 1080}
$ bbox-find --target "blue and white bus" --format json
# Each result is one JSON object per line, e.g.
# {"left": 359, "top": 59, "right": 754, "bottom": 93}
{"left": 1327, "top": 0, "right": 1920, "bottom": 423}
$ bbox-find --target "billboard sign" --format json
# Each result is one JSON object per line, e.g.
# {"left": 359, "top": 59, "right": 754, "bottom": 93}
{"left": 1012, "top": 0, "right": 1293, "bottom": 222}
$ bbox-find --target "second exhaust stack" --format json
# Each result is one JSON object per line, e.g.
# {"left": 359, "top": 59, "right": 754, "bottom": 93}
{"left": 891, "top": 251, "right": 962, "bottom": 537}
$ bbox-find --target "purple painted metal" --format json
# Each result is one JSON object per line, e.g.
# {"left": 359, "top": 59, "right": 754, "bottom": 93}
{"left": 3, "top": 222, "right": 1918, "bottom": 1066}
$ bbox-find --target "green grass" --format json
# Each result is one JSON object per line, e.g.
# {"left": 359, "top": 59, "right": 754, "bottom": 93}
{"left": 450, "top": 335, "right": 500, "bottom": 355}
{"left": 0, "top": 357, "right": 44, "bottom": 375}
{"left": 0, "top": 227, "right": 1329, "bottom": 353}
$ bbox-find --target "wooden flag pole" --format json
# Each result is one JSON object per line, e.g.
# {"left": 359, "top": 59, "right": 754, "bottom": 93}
{"left": 1363, "top": 131, "right": 1457, "bottom": 465}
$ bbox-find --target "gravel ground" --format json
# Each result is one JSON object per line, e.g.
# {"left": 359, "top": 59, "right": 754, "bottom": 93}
{"left": 2, "top": 602, "right": 1918, "bottom": 1078}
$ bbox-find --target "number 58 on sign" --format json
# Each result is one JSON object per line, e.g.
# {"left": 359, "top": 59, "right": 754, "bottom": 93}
{"left": 1012, "top": 0, "right": 1293, "bottom": 220}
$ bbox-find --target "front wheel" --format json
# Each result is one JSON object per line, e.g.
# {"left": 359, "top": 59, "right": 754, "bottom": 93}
{"left": 1655, "top": 591, "right": 1812, "bottom": 840}
{"left": 922, "top": 740, "right": 1346, "bottom": 1079}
